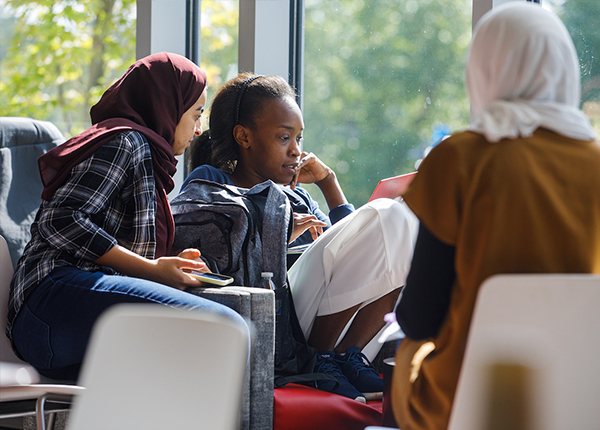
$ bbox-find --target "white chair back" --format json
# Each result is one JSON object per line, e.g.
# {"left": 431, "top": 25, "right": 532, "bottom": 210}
{"left": 0, "top": 234, "right": 22, "bottom": 363}
{"left": 66, "top": 303, "right": 249, "bottom": 430}
{"left": 448, "top": 274, "right": 600, "bottom": 430}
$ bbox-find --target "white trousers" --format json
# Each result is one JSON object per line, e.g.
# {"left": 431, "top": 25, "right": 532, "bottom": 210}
{"left": 288, "top": 198, "right": 418, "bottom": 357}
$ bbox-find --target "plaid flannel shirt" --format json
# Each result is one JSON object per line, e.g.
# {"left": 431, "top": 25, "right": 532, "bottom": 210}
{"left": 7, "top": 130, "right": 157, "bottom": 339}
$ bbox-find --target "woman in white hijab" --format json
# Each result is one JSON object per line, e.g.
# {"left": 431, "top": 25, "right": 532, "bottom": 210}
{"left": 467, "top": 2, "right": 596, "bottom": 143}
{"left": 391, "top": 3, "right": 600, "bottom": 430}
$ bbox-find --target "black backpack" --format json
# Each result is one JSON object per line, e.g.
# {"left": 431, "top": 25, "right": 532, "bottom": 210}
{"left": 171, "top": 179, "right": 327, "bottom": 383}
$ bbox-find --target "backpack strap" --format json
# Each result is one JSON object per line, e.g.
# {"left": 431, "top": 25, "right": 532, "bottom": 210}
{"left": 250, "top": 181, "right": 291, "bottom": 289}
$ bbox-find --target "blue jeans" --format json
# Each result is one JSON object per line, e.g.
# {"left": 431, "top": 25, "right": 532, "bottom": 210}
{"left": 11, "top": 266, "right": 247, "bottom": 381}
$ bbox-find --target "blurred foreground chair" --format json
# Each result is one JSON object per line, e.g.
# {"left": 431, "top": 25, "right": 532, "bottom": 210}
{"left": 65, "top": 303, "right": 249, "bottom": 430}
{"left": 448, "top": 273, "right": 600, "bottom": 430}
{"left": 1, "top": 234, "right": 85, "bottom": 430}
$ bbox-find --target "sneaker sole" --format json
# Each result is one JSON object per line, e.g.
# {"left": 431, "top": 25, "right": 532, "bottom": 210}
{"left": 355, "top": 396, "right": 367, "bottom": 403}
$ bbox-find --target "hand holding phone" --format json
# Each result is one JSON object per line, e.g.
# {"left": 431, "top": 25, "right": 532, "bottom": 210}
{"left": 186, "top": 270, "right": 234, "bottom": 286}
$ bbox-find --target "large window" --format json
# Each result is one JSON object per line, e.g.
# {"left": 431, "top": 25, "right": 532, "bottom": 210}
{"left": 1, "top": 0, "right": 597, "bottom": 202}
{"left": 303, "top": 0, "right": 472, "bottom": 206}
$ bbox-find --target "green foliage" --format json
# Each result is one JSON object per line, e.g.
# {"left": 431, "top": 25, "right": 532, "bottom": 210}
{"left": 0, "top": 0, "right": 239, "bottom": 137}
{"left": 545, "top": 0, "right": 600, "bottom": 147}
{"left": 303, "top": 0, "right": 600, "bottom": 207}
{"left": 303, "top": 0, "right": 471, "bottom": 206}
{"left": 0, "top": 0, "right": 136, "bottom": 136}
{"left": 199, "top": 1, "right": 239, "bottom": 105}
{"left": 554, "top": 0, "right": 600, "bottom": 105}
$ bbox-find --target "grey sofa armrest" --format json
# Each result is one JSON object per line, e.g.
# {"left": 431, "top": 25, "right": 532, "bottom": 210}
{"left": 186, "top": 286, "right": 275, "bottom": 430}
{"left": 0, "top": 117, "right": 65, "bottom": 267}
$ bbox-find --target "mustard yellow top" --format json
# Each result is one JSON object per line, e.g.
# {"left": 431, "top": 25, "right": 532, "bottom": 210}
{"left": 392, "top": 128, "right": 600, "bottom": 430}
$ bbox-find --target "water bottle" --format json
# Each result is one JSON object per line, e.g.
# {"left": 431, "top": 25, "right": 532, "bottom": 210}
{"left": 261, "top": 272, "right": 281, "bottom": 315}
{"left": 260, "top": 272, "right": 274, "bottom": 290}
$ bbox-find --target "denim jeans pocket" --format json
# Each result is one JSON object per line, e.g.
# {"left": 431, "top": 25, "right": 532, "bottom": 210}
{"left": 12, "top": 302, "right": 54, "bottom": 369}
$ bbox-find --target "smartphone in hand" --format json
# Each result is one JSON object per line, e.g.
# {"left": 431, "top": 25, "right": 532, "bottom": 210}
{"left": 187, "top": 270, "right": 234, "bottom": 286}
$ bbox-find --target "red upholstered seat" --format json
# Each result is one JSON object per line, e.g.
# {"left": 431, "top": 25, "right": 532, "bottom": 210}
{"left": 273, "top": 384, "right": 383, "bottom": 430}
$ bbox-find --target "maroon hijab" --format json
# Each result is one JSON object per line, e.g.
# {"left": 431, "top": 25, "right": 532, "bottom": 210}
{"left": 39, "top": 52, "right": 207, "bottom": 257}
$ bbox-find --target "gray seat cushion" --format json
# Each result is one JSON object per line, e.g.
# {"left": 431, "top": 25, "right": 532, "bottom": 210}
{"left": 0, "top": 117, "right": 65, "bottom": 266}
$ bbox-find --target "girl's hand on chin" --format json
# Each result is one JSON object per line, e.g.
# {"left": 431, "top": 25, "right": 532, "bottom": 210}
{"left": 290, "top": 152, "right": 333, "bottom": 189}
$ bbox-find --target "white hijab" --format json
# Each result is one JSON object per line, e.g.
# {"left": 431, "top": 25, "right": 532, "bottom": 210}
{"left": 466, "top": 2, "right": 596, "bottom": 143}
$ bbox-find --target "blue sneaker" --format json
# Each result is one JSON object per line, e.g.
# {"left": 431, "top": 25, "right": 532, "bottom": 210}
{"left": 314, "top": 351, "right": 366, "bottom": 403}
{"left": 335, "top": 346, "right": 384, "bottom": 399}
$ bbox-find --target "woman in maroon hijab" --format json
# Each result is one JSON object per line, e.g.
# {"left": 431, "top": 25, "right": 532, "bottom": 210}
{"left": 7, "top": 52, "right": 247, "bottom": 381}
